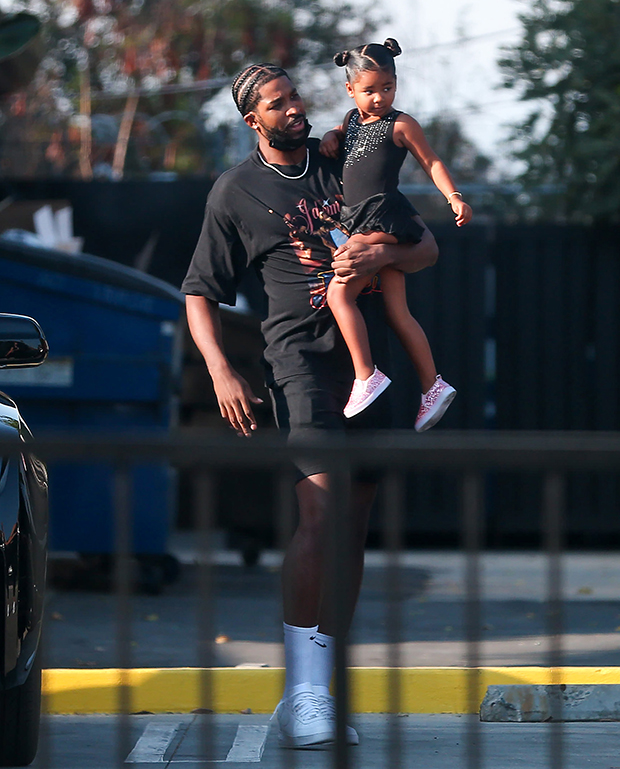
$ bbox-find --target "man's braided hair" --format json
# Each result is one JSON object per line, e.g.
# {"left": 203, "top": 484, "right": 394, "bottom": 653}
{"left": 231, "top": 63, "right": 289, "bottom": 116}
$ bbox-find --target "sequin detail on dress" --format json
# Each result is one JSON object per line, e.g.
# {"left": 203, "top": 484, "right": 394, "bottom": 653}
{"left": 343, "top": 110, "right": 400, "bottom": 169}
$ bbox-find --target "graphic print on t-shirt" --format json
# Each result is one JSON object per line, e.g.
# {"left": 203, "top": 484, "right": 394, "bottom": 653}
{"left": 283, "top": 195, "right": 349, "bottom": 309}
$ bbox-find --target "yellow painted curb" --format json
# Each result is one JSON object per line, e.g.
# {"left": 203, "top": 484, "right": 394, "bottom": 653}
{"left": 42, "top": 667, "right": 620, "bottom": 715}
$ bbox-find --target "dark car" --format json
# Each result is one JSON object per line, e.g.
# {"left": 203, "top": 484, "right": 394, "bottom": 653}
{"left": 0, "top": 313, "right": 48, "bottom": 766}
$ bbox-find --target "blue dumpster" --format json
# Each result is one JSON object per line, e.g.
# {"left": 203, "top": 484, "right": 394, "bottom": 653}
{"left": 0, "top": 235, "right": 183, "bottom": 582}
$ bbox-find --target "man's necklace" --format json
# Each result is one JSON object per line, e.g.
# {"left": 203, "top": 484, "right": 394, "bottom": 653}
{"left": 258, "top": 148, "right": 310, "bottom": 179}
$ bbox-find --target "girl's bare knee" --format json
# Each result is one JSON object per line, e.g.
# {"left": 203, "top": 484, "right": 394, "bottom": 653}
{"left": 421, "top": 229, "right": 439, "bottom": 265}
{"left": 326, "top": 279, "right": 351, "bottom": 310}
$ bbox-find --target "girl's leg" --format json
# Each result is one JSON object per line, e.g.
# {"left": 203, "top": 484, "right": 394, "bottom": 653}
{"left": 379, "top": 266, "right": 438, "bottom": 393}
{"left": 327, "top": 231, "right": 398, "bottom": 381}
{"left": 327, "top": 274, "right": 376, "bottom": 380}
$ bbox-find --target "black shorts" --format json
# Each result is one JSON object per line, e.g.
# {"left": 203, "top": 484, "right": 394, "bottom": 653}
{"left": 269, "top": 374, "right": 390, "bottom": 482}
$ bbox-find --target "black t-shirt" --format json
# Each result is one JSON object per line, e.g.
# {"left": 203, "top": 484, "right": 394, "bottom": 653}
{"left": 182, "top": 138, "right": 367, "bottom": 386}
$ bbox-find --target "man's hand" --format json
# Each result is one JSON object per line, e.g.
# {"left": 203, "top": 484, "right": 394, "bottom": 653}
{"left": 331, "top": 239, "right": 389, "bottom": 283}
{"left": 185, "top": 295, "right": 263, "bottom": 437}
{"left": 212, "top": 368, "right": 263, "bottom": 437}
{"left": 331, "top": 221, "right": 438, "bottom": 281}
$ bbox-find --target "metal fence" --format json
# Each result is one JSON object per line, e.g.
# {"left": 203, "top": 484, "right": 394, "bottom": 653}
{"left": 8, "top": 428, "right": 620, "bottom": 767}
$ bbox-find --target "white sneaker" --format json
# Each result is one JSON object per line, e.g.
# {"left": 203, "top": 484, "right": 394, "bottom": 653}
{"left": 344, "top": 366, "right": 391, "bottom": 418}
{"left": 274, "top": 689, "right": 333, "bottom": 748}
{"left": 314, "top": 692, "right": 360, "bottom": 745}
{"left": 415, "top": 375, "right": 457, "bottom": 432}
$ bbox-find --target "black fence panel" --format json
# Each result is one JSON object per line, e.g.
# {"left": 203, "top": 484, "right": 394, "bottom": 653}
{"left": 492, "top": 225, "right": 620, "bottom": 545}
{"left": 0, "top": 178, "right": 213, "bottom": 288}
{"left": 493, "top": 225, "right": 620, "bottom": 432}
{"left": 365, "top": 223, "right": 490, "bottom": 544}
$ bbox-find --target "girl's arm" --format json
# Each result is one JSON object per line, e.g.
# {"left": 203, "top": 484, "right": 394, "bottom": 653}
{"left": 319, "top": 109, "right": 355, "bottom": 158}
{"left": 393, "top": 114, "right": 473, "bottom": 227}
{"left": 319, "top": 125, "right": 344, "bottom": 158}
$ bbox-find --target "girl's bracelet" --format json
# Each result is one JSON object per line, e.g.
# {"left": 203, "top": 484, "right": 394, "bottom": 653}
{"left": 447, "top": 191, "right": 463, "bottom": 204}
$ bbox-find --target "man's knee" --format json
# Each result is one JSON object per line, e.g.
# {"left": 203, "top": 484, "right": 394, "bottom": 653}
{"left": 295, "top": 474, "right": 330, "bottom": 532}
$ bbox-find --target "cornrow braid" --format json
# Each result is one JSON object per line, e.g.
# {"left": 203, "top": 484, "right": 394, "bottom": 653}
{"left": 231, "top": 63, "right": 289, "bottom": 116}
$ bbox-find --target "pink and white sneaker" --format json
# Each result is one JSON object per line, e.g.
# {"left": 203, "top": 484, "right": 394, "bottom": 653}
{"left": 343, "top": 367, "right": 391, "bottom": 419}
{"left": 415, "top": 375, "right": 457, "bottom": 432}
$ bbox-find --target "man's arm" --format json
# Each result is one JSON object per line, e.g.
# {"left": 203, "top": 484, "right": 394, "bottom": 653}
{"left": 331, "top": 218, "right": 439, "bottom": 281}
{"left": 185, "top": 294, "right": 263, "bottom": 437}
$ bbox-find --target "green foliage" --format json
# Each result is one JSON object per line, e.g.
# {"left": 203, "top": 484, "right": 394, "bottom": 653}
{"left": 399, "top": 115, "right": 495, "bottom": 222}
{"left": 418, "top": 116, "right": 492, "bottom": 183}
{"left": 44, "top": 0, "right": 372, "bottom": 92}
{"left": 499, "top": 0, "right": 620, "bottom": 223}
{"left": 0, "top": 0, "right": 376, "bottom": 178}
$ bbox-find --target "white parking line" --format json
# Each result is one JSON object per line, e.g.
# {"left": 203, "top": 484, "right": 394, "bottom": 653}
{"left": 126, "top": 720, "right": 270, "bottom": 764}
{"left": 126, "top": 721, "right": 181, "bottom": 763}
{"left": 225, "top": 724, "right": 269, "bottom": 763}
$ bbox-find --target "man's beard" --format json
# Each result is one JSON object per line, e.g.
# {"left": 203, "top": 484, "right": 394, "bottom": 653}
{"left": 258, "top": 116, "right": 312, "bottom": 151}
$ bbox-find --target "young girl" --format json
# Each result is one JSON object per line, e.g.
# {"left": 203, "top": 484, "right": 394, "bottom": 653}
{"left": 320, "top": 38, "right": 472, "bottom": 431}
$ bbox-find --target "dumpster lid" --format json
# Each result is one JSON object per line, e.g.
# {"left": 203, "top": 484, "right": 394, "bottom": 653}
{"left": 0, "top": 235, "right": 183, "bottom": 304}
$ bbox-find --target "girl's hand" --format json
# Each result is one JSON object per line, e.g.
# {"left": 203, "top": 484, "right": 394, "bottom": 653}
{"left": 451, "top": 198, "right": 473, "bottom": 227}
{"left": 319, "top": 129, "right": 342, "bottom": 158}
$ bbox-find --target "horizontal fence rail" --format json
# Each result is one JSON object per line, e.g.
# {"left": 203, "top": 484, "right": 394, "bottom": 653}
{"left": 4, "top": 429, "right": 620, "bottom": 468}
{"left": 9, "top": 429, "right": 620, "bottom": 768}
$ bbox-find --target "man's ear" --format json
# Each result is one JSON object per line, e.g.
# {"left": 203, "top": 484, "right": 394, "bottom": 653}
{"left": 244, "top": 112, "right": 260, "bottom": 132}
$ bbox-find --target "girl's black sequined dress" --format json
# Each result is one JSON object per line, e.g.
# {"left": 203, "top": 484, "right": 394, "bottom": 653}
{"left": 340, "top": 109, "right": 425, "bottom": 244}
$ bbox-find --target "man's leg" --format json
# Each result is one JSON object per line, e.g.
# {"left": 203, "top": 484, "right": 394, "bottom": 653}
{"left": 270, "top": 376, "right": 377, "bottom": 746}
{"left": 278, "top": 473, "right": 376, "bottom": 747}
{"left": 276, "top": 473, "right": 333, "bottom": 748}
{"left": 281, "top": 475, "right": 376, "bottom": 632}
{"left": 310, "top": 479, "right": 376, "bottom": 721}
{"left": 281, "top": 473, "right": 330, "bottom": 628}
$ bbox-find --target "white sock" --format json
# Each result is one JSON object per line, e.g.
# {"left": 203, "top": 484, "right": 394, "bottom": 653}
{"left": 310, "top": 630, "right": 335, "bottom": 697}
{"left": 283, "top": 623, "right": 318, "bottom": 698}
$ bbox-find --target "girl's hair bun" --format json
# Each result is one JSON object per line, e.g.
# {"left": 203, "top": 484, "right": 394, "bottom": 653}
{"left": 383, "top": 38, "right": 402, "bottom": 57}
{"left": 333, "top": 50, "right": 350, "bottom": 67}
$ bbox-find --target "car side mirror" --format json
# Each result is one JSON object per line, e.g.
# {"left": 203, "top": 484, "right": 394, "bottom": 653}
{"left": 0, "top": 314, "right": 48, "bottom": 368}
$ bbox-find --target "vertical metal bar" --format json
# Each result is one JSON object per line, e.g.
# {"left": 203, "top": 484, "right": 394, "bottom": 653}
{"left": 463, "top": 472, "right": 483, "bottom": 769}
{"left": 37, "top": 450, "right": 52, "bottom": 769}
{"left": 194, "top": 469, "right": 215, "bottom": 766}
{"left": 276, "top": 468, "right": 297, "bottom": 769}
{"left": 384, "top": 470, "right": 404, "bottom": 769}
{"left": 114, "top": 464, "right": 133, "bottom": 767}
{"left": 544, "top": 472, "right": 565, "bottom": 769}
{"left": 39, "top": 599, "right": 51, "bottom": 769}
{"left": 329, "top": 459, "right": 351, "bottom": 769}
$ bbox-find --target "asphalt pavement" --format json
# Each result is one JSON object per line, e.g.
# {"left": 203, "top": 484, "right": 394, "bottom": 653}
{"left": 38, "top": 540, "right": 620, "bottom": 767}
{"left": 31, "top": 713, "right": 620, "bottom": 768}
{"left": 45, "top": 536, "right": 620, "bottom": 670}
